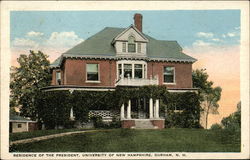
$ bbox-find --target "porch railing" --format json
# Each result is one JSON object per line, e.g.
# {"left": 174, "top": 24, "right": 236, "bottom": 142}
{"left": 115, "top": 76, "right": 158, "bottom": 86}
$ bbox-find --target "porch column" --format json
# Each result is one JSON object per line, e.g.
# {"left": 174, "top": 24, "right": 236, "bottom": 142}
{"left": 155, "top": 99, "right": 159, "bottom": 119}
{"left": 149, "top": 98, "right": 153, "bottom": 119}
{"left": 70, "top": 107, "right": 75, "bottom": 120}
{"left": 120, "top": 103, "right": 125, "bottom": 119}
{"left": 153, "top": 100, "right": 156, "bottom": 118}
{"left": 127, "top": 100, "right": 131, "bottom": 119}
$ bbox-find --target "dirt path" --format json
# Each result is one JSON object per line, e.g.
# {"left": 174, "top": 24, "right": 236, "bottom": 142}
{"left": 10, "top": 130, "right": 107, "bottom": 145}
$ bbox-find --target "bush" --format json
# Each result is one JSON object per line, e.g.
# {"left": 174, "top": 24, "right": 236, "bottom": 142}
{"left": 164, "top": 92, "right": 201, "bottom": 128}
{"left": 91, "top": 116, "right": 105, "bottom": 128}
{"left": 210, "top": 123, "right": 222, "bottom": 130}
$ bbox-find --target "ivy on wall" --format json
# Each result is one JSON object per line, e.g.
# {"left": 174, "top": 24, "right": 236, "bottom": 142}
{"left": 36, "top": 85, "right": 201, "bottom": 129}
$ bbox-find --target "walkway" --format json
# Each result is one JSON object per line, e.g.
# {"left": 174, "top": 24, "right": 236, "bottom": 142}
{"left": 10, "top": 130, "right": 107, "bottom": 145}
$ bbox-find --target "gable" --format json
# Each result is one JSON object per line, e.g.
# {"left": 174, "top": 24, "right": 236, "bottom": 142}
{"left": 113, "top": 25, "right": 148, "bottom": 43}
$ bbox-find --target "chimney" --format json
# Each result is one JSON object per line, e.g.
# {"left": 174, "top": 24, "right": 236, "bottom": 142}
{"left": 134, "top": 13, "right": 143, "bottom": 32}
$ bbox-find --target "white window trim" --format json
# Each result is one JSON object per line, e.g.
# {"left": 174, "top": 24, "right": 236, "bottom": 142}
{"left": 56, "top": 71, "right": 61, "bottom": 85}
{"left": 163, "top": 66, "right": 176, "bottom": 85}
{"left": 85, "top": 63, "right": 100, "bottom": 82}
{"left": 116, "top": 60, "right": 147, "bottom": 79}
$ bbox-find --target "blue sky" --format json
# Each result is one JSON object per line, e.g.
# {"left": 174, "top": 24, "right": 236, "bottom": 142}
{"left": 11, "top": 10, "right": 240, "bottom": 49}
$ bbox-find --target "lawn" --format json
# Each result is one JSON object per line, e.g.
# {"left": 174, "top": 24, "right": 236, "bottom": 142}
{"left": 10, "top": 128, "right": 240, "bottom": 152}
{"left": 10, "top": 128, "right": 90, "bottom": 141}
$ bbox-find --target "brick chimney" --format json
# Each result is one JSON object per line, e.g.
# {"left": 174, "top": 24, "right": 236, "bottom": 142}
{"left": 134, "top": 13, "right": 143, "bottom": 32}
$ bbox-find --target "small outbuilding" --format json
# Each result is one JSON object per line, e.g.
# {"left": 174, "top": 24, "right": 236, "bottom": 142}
{"left": 9, "top": 114, "right": 38, "bottom": 133}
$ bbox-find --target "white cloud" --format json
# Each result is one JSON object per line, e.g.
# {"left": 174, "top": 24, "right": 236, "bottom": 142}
{"left": 234, "top": 26, "right": 240, "bottom": 30}
{"left": 12, "top": 38, "right": 39, "bottom": 48}
{"left": 212, "top": 38, "right": 221, "bottom": 42}
{"left": 12, "top": 31, "right": 84, "bottom": 51}
{"left": 196, "top": 32, "right": 214, "bottom": 38}
{"left": 192, "top": 40, "right": 211, "bottom": 47}
{"left": 26, "top": 31, "right": 44, "bottom": 37}
{"left": 46, "top": 31, "right": 84, "bottom": 48}
{"left": 227, "top": 32, "right": 236, "bottom": 37}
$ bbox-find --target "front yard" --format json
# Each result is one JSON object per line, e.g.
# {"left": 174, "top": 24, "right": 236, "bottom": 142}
{"left": 10, "top": 128, "right": 240, "bottom": 152}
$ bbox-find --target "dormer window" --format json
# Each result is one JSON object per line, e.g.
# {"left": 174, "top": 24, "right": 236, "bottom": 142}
{"left": 128, "top": 36, "right": 136, "bottom": 52}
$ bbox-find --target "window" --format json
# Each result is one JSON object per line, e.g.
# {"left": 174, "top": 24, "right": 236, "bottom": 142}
{"left": 117, "top": 61, "right": 146, "bottom": 79}
{"left": 164, "top": 66, "right": 175, "bottom": 83}
{"left": 128, "top": 36, "right": 136, "bottom": 52}
{"left": 137, "top": 43, "right": 141, "bottom": 53}
{"left": 17, "top": 124, "right": 22, "bottom": 128}
{"left": 124, "top": 64, "right": 132, "bottom": 78}
{"left": 56, "top": 71, "right": 61, "bottom": 85}
{"left": 122, "top": 42, "right": 126, "bottom": 52}
{"left": 86, "top": 64, "right": 99, "bottom": 81}
{"left": 118, "top": 64, "right": 122, "bottom": 77}
{"left": 134, "top": 64, "right": 143, "bottom": 78}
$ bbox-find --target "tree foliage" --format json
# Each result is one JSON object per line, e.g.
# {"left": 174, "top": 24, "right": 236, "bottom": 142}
{"left": 192, "top": 69, "right": 222, "bottom": 129}
{"left": 10, "top": 50, "right": 51, "bottom": 120}
{"left": 221, "top": 101, "right": 241, "bottom": 132}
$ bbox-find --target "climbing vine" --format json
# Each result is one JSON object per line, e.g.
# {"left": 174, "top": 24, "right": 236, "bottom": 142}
{"left": 36, "top": 85, "right": 201, "bottom": 129}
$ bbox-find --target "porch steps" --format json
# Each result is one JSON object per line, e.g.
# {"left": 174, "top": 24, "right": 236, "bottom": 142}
{"left": 134, "top": 120, "right": 157, "bottom": 129}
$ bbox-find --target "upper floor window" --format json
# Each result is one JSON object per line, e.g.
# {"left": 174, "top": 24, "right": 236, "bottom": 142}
{"left": 134, "top": 64, "right": 143, "bottom": 78}
{"left": 122, "top": 42, "right": 126, "bottom": 52}
{"left": 128, "top": 36, "right": 136, "bottom": 53}
{"left": 56, "top": 71, "right": 61, "bottom": 85}
{"left": 124, "top": 64, "right": 132, "bottom": 78}
{"left": 164, "top": 66, "right": 175, "bottom": 83}
{"left": 137, "top": 43, "right": 141, "bottom": 53}
{"left": 86, "top": 64, "right": 99, "bottom": 81}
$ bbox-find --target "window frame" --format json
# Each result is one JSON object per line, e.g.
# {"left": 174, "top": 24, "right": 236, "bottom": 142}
{"left": 122, "top": 42, "right": 126, "bottom": 52}
{"left": 86, "top": 63, "right": 100, "bottom": 83}
{"left": 56, "top": 71, "right": 61, "bottom": 85}
{"left": 116, "top": 60, "right": 147, "bottom": 79}
{"left": 17, "top": 124, "right": 22, "bottom": 128}
{"left": 163, "top": 66, "right": 176, "bottom": 84}
{"left": 127, "top": 36, "right": 136, "bottom": 53}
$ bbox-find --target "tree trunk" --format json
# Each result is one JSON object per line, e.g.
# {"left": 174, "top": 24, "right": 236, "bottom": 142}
{"left": 205, "top": 102, "right": 211, "bottom": 129}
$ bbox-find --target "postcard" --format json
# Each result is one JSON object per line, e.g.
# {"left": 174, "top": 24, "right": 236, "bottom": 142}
{"left": 1, "top": 1, "right": 249, "bottom": 159}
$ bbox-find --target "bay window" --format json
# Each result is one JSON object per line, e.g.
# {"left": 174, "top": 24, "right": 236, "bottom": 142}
{"left": 86, "top": 64, "right": 99, "bottom": 81}
{"left": 117, "top": 61, "right": 146, "bottom": 79}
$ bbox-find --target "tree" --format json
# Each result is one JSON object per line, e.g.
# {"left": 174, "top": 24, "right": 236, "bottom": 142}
{"left": 10, "top": 50, "right": 51, "bottom": 120}
{"left": 192, "top": 69, "right": 222, "bottom": 129}
{"left": 221, "top": 101, "right": 241, "bottom": 131}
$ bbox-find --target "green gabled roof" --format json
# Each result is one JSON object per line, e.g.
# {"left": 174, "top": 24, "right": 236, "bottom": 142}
{"left": 51, "top": 27, "right": 196, "bottom": 68}
{"left": 145, "top": 35, "right": 195, "bottom": 61}
{"left": 64, "top": 27, "right": 124, "bottom": 56}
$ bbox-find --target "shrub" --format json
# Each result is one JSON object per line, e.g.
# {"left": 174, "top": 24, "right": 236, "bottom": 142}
{"left": 210, "top": 123, "right": 222, "bottom": 130}
{"left": 164, "top": 92, "right": 201, "bottom": 128}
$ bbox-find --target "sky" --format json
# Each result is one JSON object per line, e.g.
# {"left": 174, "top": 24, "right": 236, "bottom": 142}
{"left": 10, "top": 10, "right": 240, "bottom": 128}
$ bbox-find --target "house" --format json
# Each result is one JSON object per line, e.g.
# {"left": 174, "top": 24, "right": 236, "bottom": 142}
{"left": 44, "top": 13, "right": 197, "bottom": 129}
{"left": 9, "top": 113, "right": 37, "bottom": 133}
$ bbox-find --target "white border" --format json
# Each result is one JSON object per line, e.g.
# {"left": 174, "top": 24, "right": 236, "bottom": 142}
{"left": 1, "top": 1, "right": 249, "bottom": 159}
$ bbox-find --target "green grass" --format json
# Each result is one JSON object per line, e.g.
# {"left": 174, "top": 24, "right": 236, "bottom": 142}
{"left": 10, "top": 129, "right": 240, "bottom": 152}
{"left": 10, "top": 128, "right": 91, "bottom": 141}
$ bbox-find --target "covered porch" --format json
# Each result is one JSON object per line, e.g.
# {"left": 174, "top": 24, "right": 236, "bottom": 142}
{"left": 120, "top": 98, "right": 165, "bottom": 129}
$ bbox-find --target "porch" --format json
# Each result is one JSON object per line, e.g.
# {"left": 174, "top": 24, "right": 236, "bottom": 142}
{"left": 120, "top": 98, "right": 165, "bottom": 129}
